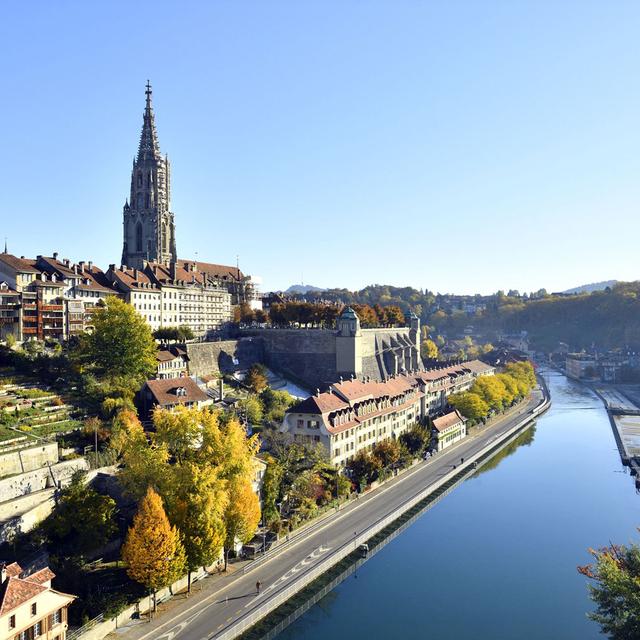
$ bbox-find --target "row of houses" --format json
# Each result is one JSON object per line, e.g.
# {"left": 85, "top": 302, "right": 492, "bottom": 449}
{"left": 281, "top": 359, "right": 495, "bottom": 466}
{"left": 0, "top": 251, "right": 259, "bottom": 343}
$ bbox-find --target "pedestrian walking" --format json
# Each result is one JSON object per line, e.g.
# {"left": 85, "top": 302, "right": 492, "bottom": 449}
{"left": 461, "top": 457, "right": 464, "bottom": 464}
{"left": 256, "top": 580, "right": 262, "bottom": 594}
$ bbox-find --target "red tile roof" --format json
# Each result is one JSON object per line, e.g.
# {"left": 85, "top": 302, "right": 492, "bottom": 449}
{"left": 176, "top": 259, "right": 243, "bottom": 281}
{"left": 433, "top": 409, "right": 466, "bottom": 433}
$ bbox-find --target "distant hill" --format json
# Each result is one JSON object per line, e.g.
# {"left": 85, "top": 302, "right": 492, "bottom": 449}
{"left": 562, "top": 280, "right": 618, "bottom": 295}
{"left": 285, "top": 284, "right": 325, "bottom": 295}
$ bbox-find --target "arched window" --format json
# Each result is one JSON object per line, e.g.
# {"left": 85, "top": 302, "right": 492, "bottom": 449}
{"left": 137, "top": 172, "right": 143, "bottom": 187}
{"left": 136, "top": 222, "right": 143, "bottom": 252}
{"left": 145, "top": 193, "right": 150, "bottom": 208}
{"left": 147, "top": 172, "right": 152, "bottom": 187}
{"left": 137, "top": 192, "right": 143, "bottom": 208}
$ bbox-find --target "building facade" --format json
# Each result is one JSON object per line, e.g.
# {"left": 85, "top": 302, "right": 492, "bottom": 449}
{"left": 0, "top": 562, "right": 74, "bottom": 640}
{"left": 281, "top": 359, "right": 495, "bottom": 466}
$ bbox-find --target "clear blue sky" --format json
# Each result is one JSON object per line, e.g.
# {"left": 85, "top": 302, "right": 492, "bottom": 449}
{"left": 1, "top": 1, "right": 639, "bottom": 294}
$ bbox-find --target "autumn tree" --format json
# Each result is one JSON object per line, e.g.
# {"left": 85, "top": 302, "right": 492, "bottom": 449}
{"left": 246, "top": 364, "right": 268, "bottom": 394}
{"left": 223, "top": 477, "right": 261, "bottom": 569}
{"left": 372, "top": 439, "right": 401, "bottom": 469}
{"left": 421, "top": 339, "right": 439, "bottom": 360}
{"left": 238, "top": 395, "right": 264, "bottom": 426}
{"left": 169, "top": 462, "right": 228, "bottom": 592}
{"left": 347, "top": 450, "right": 382, "bottom": 489}
{"left": 261, "top": 455, "right": 284, "bottom": 529}
{"left": 578, "top": 535, "right": 640, "bottom": 639}
{"left": 448, "top": 392, "right": 490, "bottom": 423}
{"left": 153, "top": 405, "right": 203, "bottom": 464}
{"left": 122, "top": 487, "right": 186, "bottom": 610}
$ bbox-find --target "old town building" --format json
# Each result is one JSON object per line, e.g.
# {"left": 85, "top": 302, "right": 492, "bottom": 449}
{"left": 0, "top": 562, "right": 74, "bottom": 640}
{"left": 281, "top": 359, "right": 495, "bottom": 466}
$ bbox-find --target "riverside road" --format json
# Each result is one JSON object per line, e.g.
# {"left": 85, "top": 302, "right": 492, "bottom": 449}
{"left": 122, "top": 388, "right": 543, "bottom": 640}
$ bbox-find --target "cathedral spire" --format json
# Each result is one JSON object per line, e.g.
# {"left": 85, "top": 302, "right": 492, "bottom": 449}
{"left": 137, "top": 80, "right": 161, "bottom": 162}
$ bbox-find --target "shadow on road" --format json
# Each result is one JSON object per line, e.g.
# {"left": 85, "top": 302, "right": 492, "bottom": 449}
{"left": 216, "top": 592, "right": 257, "bottom": 604}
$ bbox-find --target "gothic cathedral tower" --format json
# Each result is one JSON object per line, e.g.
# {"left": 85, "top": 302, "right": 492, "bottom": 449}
{"left": 121, "top": 82, "right": 177, "bottom": 269}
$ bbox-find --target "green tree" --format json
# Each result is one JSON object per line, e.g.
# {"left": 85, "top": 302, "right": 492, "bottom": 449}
{"left": 121, "top": 487, "right": 186, "bottom": 610}
{"left": 261, "top": 456, "right": 284, "bottom": 529}
{"left": 44, "top": 471, "right": 117, "bottom": 556}
{"left": 260, "top": 388, "right": 295, "bottom": 423}
{"left": 347, "top": 450, "right": 382, "bottom": 489}
{"left": 399, "top": 424, "right": 431, "bottom": 455}
{"left": 74, "top": 296, "right": 156, "bottom": 390}
{"left": 238, "top": 395, "right": 264, "bottom": 426}
{"left": 578, "top": 536, "right": 640, "bottom": 639}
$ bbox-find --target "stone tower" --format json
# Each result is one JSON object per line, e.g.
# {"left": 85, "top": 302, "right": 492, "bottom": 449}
{"left": 121, "top": 82, "right": 177, "bottom": 269}
{"left": 336, "top": 307, "right": 362, "bottom": 378}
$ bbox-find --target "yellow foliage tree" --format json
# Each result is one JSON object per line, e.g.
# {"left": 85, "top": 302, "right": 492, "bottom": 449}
{"left": 223, "top": 477, "right": 261, "bottom": 569}
{"left": 121, "top": 487, "right": 186, "bottom": 610}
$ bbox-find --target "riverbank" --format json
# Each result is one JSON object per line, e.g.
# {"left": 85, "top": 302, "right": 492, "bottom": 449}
{"left": 272, "top": 369, "right": 640, "bottom": 640}
{"left": 106, "top": 385, "right": 547, "bottom": 640}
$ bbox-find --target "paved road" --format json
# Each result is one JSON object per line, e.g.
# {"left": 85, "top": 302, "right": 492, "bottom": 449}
{"left": 128, "top": 390, "right": 543, "bottom": 640}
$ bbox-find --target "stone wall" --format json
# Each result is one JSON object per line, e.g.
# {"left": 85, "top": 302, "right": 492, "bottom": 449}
{"left": 186, "top": 339, "right": 264, "bottom": 378}
{"left": 244, "top": 329, "right": 337, "bottom": 390}
{"left": 0, "top": 458, "right": 87, "bottom": 504}
{"left": 0, "top": 442, "right": 59, "bottom": 478}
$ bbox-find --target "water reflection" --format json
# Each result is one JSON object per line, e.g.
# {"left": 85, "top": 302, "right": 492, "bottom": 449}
{"left": 470, "top": 424, "right": 536, "bottom": 478}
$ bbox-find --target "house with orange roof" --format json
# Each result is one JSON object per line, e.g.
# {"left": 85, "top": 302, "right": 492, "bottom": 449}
{"left": 0, "top": 562, "right": 74, "bottom": 640}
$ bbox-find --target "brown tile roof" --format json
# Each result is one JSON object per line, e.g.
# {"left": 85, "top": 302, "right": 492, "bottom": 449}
{"left": 27, "top": 568, "right": 56, "bottom": 585}
{"left": 4, "top": 563, "right": 21, "bottom": 578}
{"left": 290, "top": 393, "right": 349, "bottom": 415}
{"left": 111, "top": 266, "right": 158, "bottom": 290}
{"left": 0, "top": 254, "right": 39, "bottom": 273}
{"left": 433, "top": 409, "right": 465, "bottom": 433}
{"left": 144, "top": 377, "right": 209, "bottom": 407}
{"left": 177, "top": 259, "right": 243, "bottom": 281}
{"left": 0, "top": 578, "right": 46, "bottom": 616}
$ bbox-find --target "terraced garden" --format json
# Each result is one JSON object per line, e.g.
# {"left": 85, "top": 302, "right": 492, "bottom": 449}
{"left": 0, "top": 377, "right": 83, "bottom": 441}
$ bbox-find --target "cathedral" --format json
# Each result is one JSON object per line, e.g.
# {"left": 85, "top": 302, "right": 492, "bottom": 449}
{"left": 121, "top": 82, "right": 177, "bottom": 269}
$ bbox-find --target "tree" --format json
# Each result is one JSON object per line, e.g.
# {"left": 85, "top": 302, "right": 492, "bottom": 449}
{"left": 347, "top": 450, "right": 382, "bottom": 489}
{"left": 578, "top": 536, "right": 640, "bottom": 639}
{"left": 153, "top": 405, "right": 203, "bottom": 464}
{"left": 261, "top": 456, "right": 284, "bottom": 529}
{"left": 121, "top": 487, "right": 186, "bottom": 610}
{"left": 44, "top": 471, "right": 117, "bottom": 557}
{"left": 448, "top": 392, "right": 490, "bottom": 422}
{"left": 260, "top": 388, "right": 294, "bottom": 424}
{"left": 169, "top": 462, "right": 228, "bottom": 592}
{"left": 177, "top": 325, "right": 195, "bottom": 341}
{"left": 399, "top": 424, "right": 431, "bottom": 455}
{"left": 223, "top": 477, "right": 261, "bottom": 569}
{"left": 372, "top": 440, "right": 401, "bottom": 469}
{"left": 246, "top": 364, "right": 268, "bottom": 394}
{"left": 421, "top": 339, "right": 439, "bottom": 360}
{"left": 238, "top": 396, "right": 264, "bottom": 426}
{"left": 74, "top": 296, "right": 156, "bottom": 390}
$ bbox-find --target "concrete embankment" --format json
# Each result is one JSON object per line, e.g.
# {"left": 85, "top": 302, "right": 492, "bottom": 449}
{"left": 592, "top": 387, "right": 640, "bottom": 465}
{"left": 216, "top": 385, "right": 551, "bottom": 640}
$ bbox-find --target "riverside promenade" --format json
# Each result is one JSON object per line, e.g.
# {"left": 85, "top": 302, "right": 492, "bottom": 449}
{"left": 106, "top": 386, "right": 548, "bottom": 640}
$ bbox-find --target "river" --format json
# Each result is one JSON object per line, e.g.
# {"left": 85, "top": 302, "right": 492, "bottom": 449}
{"left": 273, "top": 369, "right": 640, "bottom": 639}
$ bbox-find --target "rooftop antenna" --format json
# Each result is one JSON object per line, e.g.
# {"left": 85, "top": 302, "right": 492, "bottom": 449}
{"left": 3, "top": 237, "right": 6, "bottom": 254}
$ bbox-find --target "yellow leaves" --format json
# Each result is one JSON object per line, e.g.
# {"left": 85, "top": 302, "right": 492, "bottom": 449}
{"left": 122, "top": 487, "right": 186, "bottom": 592}
{"left": 224, "top": 476, "right": 261, "bottom": 548}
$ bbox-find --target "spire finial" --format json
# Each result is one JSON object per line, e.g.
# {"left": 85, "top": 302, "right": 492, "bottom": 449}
{"left": 145, "top": 80, "right": 152, "bottom": 108}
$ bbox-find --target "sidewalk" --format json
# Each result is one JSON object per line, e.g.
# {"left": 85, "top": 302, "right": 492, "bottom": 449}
{"left": 105, "top": 391, "right": 540, "bottom": 640}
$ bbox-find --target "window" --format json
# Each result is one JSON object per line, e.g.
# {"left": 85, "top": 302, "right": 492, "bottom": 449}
{"left": 31, "top": 602, "right": 37, "bottom": 616}
{"left": 34, "top": 621, "right": 41, "bottom": 636}
{"left": 136, "top": 222, "right": 143, "bottom": 252}
{"left": 296, "top": 419, "right": 304, "bottom": 429}
{"left": 51, "top": 608, "right": 62, "bottom": 625}
{"left": 9, "top": 614, "right": 15, "bottom": 629}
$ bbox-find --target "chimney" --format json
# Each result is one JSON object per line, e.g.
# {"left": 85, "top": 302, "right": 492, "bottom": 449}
{"left": 0, "top": 563, "right": 6, "bottom": 584}
{"left": 53, "top": 252, "right": 58, "bottom": 260}
{"left": 316, "top": 388, "right": 320, "bottom": 397}
{"left": 133, "top": 269, "right": 139, "bottom": 280}
{"left": 88, "top": 261, "right": 93, "bottom": 270}
{"left": 79, "top": 261, "right": 85, "bottom": 272}
{"left": 63, "top": 258, "right": 70, "bottom": 267}
{"left": 218, "top": 377, "right": 224, "bottom": 400}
